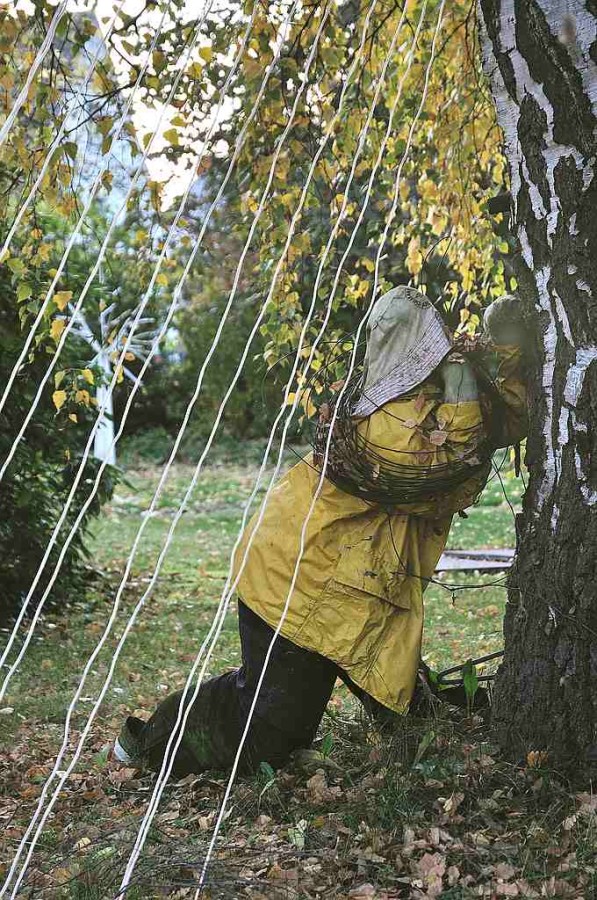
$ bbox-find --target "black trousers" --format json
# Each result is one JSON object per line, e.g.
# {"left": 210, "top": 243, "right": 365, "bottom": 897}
{"left": 132, "top": 600, "right": 395, "bottom": 777}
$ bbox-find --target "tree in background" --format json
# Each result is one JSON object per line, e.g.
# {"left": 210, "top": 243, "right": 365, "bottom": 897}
{"left": 0, "top": 5, "right": 172, "bottom": 621}
{"left": 133, "top": 0, "right": 513, "bottom": 411}
{"left": 0, "top": 0, "right": 513, "bottom": 612}
{"left": 478, "top": 0, "right": 597, "bottom": 764}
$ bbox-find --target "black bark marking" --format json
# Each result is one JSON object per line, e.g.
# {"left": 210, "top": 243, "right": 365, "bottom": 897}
{"left": 479, "top": 0, "right": 517, "bottom": 99}
{"left": 516, "top": 0, "right": 597, "bottom": 156}
{"left": 577, "top": 361, "right": 597, "bottom": 492}
{"left": 518, "top": 95, "right": 551, "bottom": 211}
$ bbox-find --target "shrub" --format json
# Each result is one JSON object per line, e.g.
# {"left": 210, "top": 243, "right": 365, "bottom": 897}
{"left": 0, "top": 273, "right": 118, "bottom": 625}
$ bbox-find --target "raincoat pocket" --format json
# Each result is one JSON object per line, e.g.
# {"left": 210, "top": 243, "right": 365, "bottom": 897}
{"left": 332, "top": 531, "right": 410, "bottom": 610}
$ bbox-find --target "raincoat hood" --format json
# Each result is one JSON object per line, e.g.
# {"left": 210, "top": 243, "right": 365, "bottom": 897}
{"left": 353, "top": 286, "right": 453, "bottom": 418}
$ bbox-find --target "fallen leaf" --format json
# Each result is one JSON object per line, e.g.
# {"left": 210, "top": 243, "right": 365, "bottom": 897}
{"left": 443, "top": 792, "right": 465, "bottom": 818}
{"left": 447, "top": 865, "right": 460, "bottom": 886}
{"left": 429, "top": 429, "right": 448, "bottom": 446}
{"left": 74, "top": 836, "right": 91, "bottom": 851}
{"left": 495, "top": 862, "right": 517, "bottom": 881}
{"left": 348, "top": 885, "right": 378, "bottom": 899}
{"left": 417, "top": 852, "right": 446, "bottom": 878}
{"left": 576, "top": 791, "right": 597, "bottom": 816}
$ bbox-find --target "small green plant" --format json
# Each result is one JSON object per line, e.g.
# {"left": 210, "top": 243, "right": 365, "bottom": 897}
{"left": 287, "top": 818, "right": 308, "bottom": 849}
{"left": 258, "top": 760, "right": 277, "bottom": 802}
{"left": 320, "top": 732, "right": 334, "bottom": 758}
{"left": 462, "top": 658, "right": 479, "bottom": 715}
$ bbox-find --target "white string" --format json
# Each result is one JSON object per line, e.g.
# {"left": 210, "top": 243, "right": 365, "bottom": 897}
{"left": 0, "top": 5, "right": 332, "bottom": 895}
{"left": 0, "top": 0, "right": 261, "bottom": 697}
{"left": 0, "top": 1, "right": 126, "bottom": 263}
{"left": 4, "top": 0, "right": 440, "bottom": 888}
{"left": 0, "top": 0, "right": 299, "bottom": 704}
{"left": 0, "top": 0, "right": 173, "bottom": 420}
{"left": 196, "top": 3, "right": 445, "bottom": 891}
{"left": 116, "top": 10, "right": 420, "bottom": 891}
{"left": 0, "top": 1, "right": 69, "bottom": 150}
{"left": 117, "top": 0, "right": 416, "bottom": 889}
{"left": 0, "top": 0, "right": 188, "bottom": 435}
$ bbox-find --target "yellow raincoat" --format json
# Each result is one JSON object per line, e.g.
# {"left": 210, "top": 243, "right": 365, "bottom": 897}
{"left": 232, "top": 350, "right": 526, "bottom": 714}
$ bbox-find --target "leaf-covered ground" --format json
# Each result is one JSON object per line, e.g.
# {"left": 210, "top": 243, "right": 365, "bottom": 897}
{"left": 1, "top": 447, "right": 595, "bottom": 899}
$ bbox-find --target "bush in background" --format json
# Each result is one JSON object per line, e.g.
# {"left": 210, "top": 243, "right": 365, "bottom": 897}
{"left": 0, "top": 271, "right": 118, "bottom": 625}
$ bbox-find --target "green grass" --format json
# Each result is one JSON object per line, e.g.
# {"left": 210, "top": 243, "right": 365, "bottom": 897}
{"left": 2, "top": 447, "right": 559, "bottom": 900}
{"left": 0, "top": 443, "right": 520, "bottom": 760}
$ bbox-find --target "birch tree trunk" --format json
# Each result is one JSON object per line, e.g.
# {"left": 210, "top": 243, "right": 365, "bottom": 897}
{"left": 477, "top": 0, "right": 597, "bottom": 763}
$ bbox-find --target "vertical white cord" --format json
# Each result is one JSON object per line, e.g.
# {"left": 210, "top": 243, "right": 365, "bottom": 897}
{"left": 0, "top": 2, "right": 69, "bottom": 149}
{"left": 195, "top": 4, "right": 445, "bottom": 891}
{"left": 0, "top": 5, "right": 334, "bottom": 895}
{"left": 119, "top": 0, "right": 403, "bottom": 884}
{"left": 0, "top": 0, "right": 262, "bottom": 695}
{"left": 0, "top": 0, "right": 127, "bottom": 262}
{"left": 121, "top": 0, "right": 435, "bottom": 889}
{"left": 0, "top": 0, "right": 195, "bottom": 432}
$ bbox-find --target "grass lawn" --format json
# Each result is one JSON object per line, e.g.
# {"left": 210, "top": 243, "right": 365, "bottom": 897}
{"left": 1, "top": 446, "right": 594, "bottom": 899}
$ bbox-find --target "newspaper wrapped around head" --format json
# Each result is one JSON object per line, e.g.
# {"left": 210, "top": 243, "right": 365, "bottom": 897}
{"left": 352, "top": 285, "right": 453, "bottom": 418}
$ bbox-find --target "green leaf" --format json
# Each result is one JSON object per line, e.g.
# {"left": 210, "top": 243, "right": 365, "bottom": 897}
{"left": 63, "top": 141, "right": 78, "bottom": 161}
{"left": 462, "top": 659, "right": 479, "bottom": 711}
{"left": 259, "top": 761, "right": 275, "bottom": 780}
{"left": 321, "top": 732, "right": 334, "bottom": 758}
{"left": 7, "top": 258, "right": 26, "bottom": 277}
{"left": 17, "top": 283, "right": 32, "bottom": 302}
{"left": 413, "top": 728, "right": 436, "bottom": 766}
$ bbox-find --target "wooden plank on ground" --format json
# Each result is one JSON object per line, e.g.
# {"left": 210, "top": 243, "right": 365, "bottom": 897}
{"left": 435, "top": 548, "right": 514, "bottom": 573}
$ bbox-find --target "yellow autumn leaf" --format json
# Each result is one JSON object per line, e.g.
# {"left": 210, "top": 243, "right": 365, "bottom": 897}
{"left": 303, "top": 395, "right": 317, "bottom": 418}
{"left": 50, "top": 318, "right": 66, "bottom": 342}
{"left": 53, "top": 290, "right": 73, "bottom": 311}
{"left": 187, "top": 61, "right": 204, "bottom": 80}
{"left": 81, "top": 368, "right": 94, "bottom": 385}
{"left": 75, "top": 389, "right": 90, "bottom": 406}
{"left": 406, "top": 237, "right": 423, "bottom": 276}
{"left": 69, "top": 413, "right": 78, "bottom": 423}
{"left": 52, "top": 390, "right": 67, "bottom": 410}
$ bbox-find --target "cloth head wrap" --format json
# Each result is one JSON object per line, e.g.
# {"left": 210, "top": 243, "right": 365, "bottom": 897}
{"left": 352, "top": 285, "right": 453, "bottom": 418}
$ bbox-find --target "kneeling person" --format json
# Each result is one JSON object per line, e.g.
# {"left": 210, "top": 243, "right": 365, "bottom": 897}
{"left": 114, "top": 288, "right": 527, "bottom": 776}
